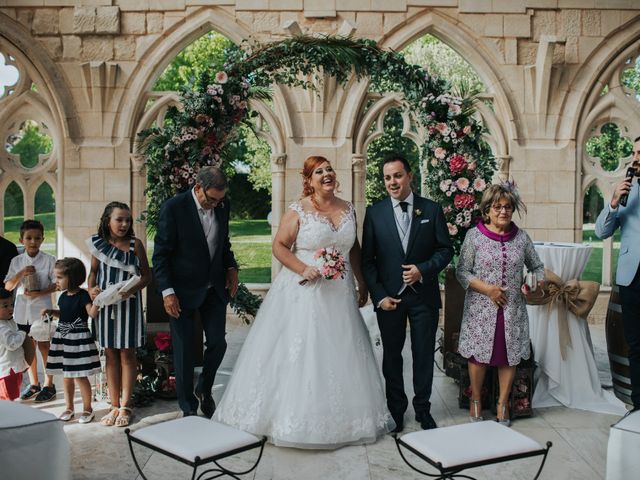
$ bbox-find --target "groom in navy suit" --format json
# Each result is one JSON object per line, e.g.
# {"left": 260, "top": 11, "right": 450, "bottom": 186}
{"left": 362, "top": 155, "right": 453, "bottom": 432}
{"left": 153, "top": 166, "right": 238, "bottom": 417}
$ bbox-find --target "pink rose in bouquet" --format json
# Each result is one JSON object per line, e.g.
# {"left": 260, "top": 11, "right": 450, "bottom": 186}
{"left": 299, "top": 246, "right": 347, "bottom": 285}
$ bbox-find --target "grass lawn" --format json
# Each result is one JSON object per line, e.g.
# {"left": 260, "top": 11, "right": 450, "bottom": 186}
{"left": 581, "top": 228, "right": 619, "bottom": 282}
{"left": 229, "top": 219, "right": 272, "bottom": 283}
{"left": 3, "top": 212, "right": 56, "bottom": 244}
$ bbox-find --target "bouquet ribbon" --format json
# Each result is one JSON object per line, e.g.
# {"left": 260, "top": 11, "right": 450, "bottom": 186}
{"left": 526, "top": 268, "right": 600, "bottom": 360}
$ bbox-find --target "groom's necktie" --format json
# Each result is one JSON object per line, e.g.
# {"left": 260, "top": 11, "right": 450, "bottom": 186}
{"left": 399, "top": 201, "right": 410, "bottom": 236}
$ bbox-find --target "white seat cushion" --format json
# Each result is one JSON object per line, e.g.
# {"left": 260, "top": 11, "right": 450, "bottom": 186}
{"left": 131, "top": 417, "right": 261, "bottom": 462}
{"left": 400, "top": 421, "right": 543, "bottom": 469}
{"left": 612, "top": 410, "right": 640, "bottom": 434}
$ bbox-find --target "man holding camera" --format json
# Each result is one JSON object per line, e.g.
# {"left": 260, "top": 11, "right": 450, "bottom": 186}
{"left": 596, "top": 136, "right": 640, "bottom": 412}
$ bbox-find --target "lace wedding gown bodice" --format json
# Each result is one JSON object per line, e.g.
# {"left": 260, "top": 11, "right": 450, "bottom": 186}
{"left": 213, "top": 201, "right": 394, "bottom": 449}
{"left": 290, "top": 201, "right": 356, "bottom": 266}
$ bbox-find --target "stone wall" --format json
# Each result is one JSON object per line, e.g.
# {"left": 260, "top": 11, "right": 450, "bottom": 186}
{"left": 0, "top": 1, "right": 639, "bottom": 276}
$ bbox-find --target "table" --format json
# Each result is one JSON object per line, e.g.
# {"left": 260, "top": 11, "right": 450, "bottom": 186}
{"left": 607, "top": 410, "right": 640, "bottom": 479}
{"left": 0, "top": 401, "right": 71, "bottom": 479}
{"left": 527, "top": 242, "right": 626, "bottom": 415}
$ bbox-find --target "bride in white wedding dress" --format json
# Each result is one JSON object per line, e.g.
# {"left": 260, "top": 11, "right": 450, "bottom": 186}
{"left": 213, "top": 156, "right": 394, "bottom": 449}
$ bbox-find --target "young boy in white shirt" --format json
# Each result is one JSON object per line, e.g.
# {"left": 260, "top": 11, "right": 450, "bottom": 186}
{"left": 4, "top": 220, "right": 57, "bottom": 402}
{"left": 0, "top": 288, "right": 30, "bottom": 400}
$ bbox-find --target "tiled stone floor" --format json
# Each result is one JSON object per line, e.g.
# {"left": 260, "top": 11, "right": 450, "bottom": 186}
{"left": 25, "top": 321, "right": 623, "bottom": 480}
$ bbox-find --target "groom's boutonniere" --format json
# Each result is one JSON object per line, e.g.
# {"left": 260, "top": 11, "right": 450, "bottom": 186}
{"left": 414, "top": 209, "right": 422, "bottom": 217}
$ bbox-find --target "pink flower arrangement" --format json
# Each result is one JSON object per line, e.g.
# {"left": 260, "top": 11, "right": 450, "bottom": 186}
{"left": 315, "top": 247, "right": 346, "bottom": 280}
{"left": 299, "top": 247, "right": 347, "bottom": 285}
{"left": 449, "top": 154, "right": 467, "bottom": 174}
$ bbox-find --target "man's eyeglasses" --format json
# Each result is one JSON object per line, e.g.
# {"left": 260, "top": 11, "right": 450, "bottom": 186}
{"left": 200, "top": 186, "right": 225, "bottom": 206}
{"left": 492, "top": 204, "right": 513, "bottom": 213}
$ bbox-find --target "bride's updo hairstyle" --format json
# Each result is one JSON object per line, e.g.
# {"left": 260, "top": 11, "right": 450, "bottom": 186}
{"left": 301, "top": 156, "right": 330, "bottom": 198}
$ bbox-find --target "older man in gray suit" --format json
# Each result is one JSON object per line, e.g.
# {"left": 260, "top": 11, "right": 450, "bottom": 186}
{"left": 596, "top": 135, "right": 640, "bottom": 412}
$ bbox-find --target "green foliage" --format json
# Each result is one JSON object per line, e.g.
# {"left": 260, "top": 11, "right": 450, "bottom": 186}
{"left": 230, "top": 283, "right": 264, "bottom": 324}
{"left": 583, "top": 184, "right": 604, "bottom": 224}
{"left": 228, "top": 173, "right": 270, "bottom": 219}
{"left": 3, "top": 182, "right": 23, "bottom": 217}
{"left": 402, "top": 34, "right": 484, "bottom": 94}
{"left": 585, "top": 123, "right": 632, "bottom": 172}
{"left": 7, "top": 121, "right": 52, "bottom": 169}
{"left": 153, "top": 33, "right": 234, "bottom": 92}
{"left": 35, "top": 182, "right": 55, "bottom": 214}
{"left": 365, "top": 109, "right": 420, "bottom": 206}
{"left": 621, "top": 56, "right": 640, "bottom": 96}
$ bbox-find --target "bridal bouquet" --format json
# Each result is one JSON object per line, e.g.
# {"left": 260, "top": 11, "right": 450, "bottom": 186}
{"left": 299, "top": 247, "right": 347, "bottom": 285}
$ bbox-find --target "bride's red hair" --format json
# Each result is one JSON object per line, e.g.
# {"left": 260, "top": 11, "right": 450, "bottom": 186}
{"left": 301, "top": 156, "right": 330, "bottom": 198}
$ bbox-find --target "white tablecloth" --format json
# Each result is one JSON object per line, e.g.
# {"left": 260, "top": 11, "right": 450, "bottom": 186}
{"left": 607, "top": 410, "right": 640, "bottom": 479}
{"left": 0, "top": 401, "right": 71, "bottom": 479}
{"left": 527, "top": 242, "right": 626, "bottom": 415}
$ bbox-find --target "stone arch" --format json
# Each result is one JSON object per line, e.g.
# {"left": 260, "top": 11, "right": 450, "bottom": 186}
{"left": 562, "top": 15, "right": 640, "bottom": 144}
{"left": 378, "top": 8, "right": 521, "bottom": 152}
{"left": 0, "top": 14, "right": 79, "bottom": 142}
{"left": 0, "top": 21, "right": 67, "bottom": 242}
{"left": 117, "top": 7, "right": 254, "bottom": 143}
{"left": 573, "top": 20, "right": 640, "bottom": 285}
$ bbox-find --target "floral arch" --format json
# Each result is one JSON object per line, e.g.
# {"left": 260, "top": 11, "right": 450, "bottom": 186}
{"left": 138, "top": 35, "right": 497, "bottom": 254}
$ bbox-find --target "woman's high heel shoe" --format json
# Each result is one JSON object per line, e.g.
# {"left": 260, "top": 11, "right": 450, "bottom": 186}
{"left": 496, "top": 402, "right": 511, "bottom": 427}
{"left": 469, "top": 399, "right": 484, "bottom": 422}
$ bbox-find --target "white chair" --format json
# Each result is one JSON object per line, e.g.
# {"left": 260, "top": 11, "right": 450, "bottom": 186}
{"left": 394, "top": 421, "right": 552, "bottom": 480}
{"left": 607, "top": 410, "right": 640, "bottom": 480}
{"left": 125, "top": 416, "right": 266, "bottom": 480}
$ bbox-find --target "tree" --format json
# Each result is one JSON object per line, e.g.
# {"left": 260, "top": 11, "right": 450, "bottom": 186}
{"left": 403, "top": 34, "right": 484, "bottom": 95}
{"left": 153, "top": 33, "right": 233, "bottom": 92}
{"left": 8, "top": 121, "right": 52, "bottom": 169}
{"left": 585, "top": 123, "right": 632, "bottom": 172}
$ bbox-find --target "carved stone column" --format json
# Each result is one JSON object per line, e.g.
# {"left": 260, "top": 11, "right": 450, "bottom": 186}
{"left": 496, "top": 155, "right": 512, "bottom": 181}
{"left": 352, "top": 154, "right": 365, "bottom": 238}
{"left": 270, "top": 153, "right": 287, "bottom": 279}
{"left": 130, "top": 153, "right": 147, "bottom": 249}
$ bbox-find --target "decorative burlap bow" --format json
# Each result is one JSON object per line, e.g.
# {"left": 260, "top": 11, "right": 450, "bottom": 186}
{"left": 527, "top": 268, "right": 600, "bottom": 360}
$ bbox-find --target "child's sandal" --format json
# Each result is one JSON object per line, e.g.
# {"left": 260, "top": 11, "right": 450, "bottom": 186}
{"left": 115, "top": 407, "right": 133, "bottom": 427}
{"left": 79, "top": 410, "right": 95, "bottom": 424}
{"left": 100, "top": 408, "right": 119, "bottom": 426}
{"left": 59, "top": 409, "right": 75, "bottom": 421}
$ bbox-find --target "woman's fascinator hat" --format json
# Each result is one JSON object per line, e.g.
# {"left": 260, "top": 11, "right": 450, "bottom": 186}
{"left": 498, "top": 178, "right": 527, "bottom": 216}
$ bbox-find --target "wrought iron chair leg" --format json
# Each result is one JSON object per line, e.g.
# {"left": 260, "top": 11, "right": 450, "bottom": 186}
{"left": 125, "top": 429, "right": 149, "bottom": 480}
{"left": 532, "top": 442, "right": 553, "bottom": 480}
{"left": 395, "top": 435, "right": 479, "bottom": 479}
{"left": 196, "top": 440, "right": 266, "bottom": 480}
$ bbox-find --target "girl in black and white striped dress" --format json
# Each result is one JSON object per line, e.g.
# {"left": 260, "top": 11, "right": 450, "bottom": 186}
{"left": 87, "top": 202, "right": 151, "bottom": 427}
{"left": 45, "top": 257, "right": 101, "bottom": 423}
